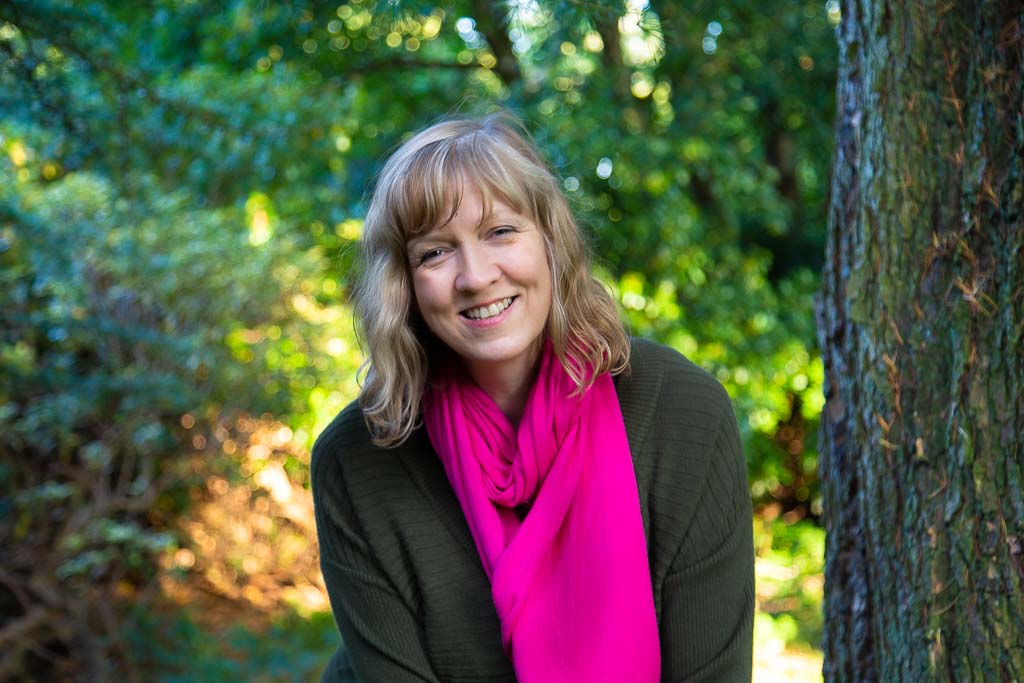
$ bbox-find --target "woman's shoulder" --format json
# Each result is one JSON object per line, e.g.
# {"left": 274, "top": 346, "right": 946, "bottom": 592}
{"left": 622, "top": 338, "right": 748, "bottom": 584}
{"left": 624, "top": 336, "right": 734, "bottom": 425}
{"left": 310, "top": 400, "right": 401, "bottom": 502}
{"left": 312, "top": 399, "right": 370, "bottom": 466}
{"left": 312, "top": 399, "right": 372, "bottom": 456}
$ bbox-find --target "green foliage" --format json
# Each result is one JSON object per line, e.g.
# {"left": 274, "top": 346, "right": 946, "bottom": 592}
{"left": 0, "top": 0, "right": 835, "bottom": 677}
{"left": 127, "top": 607, "right": 338, "bottom": 683}
{"left": 0, "top": 123, "right": 357, "bottom": 675}
{"left": 755, "top": 515, "right": 826, "bottom": 651}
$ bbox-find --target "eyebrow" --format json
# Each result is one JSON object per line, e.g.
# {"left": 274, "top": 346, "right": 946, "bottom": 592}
{"left": 406, "top": 233, "right": 441, "bottom": 249}
{"left": 408, "top": 210, "right": 521, "bottom": 246}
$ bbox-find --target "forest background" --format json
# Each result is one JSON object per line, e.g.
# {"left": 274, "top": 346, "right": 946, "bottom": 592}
{"left": 1, "top": 0, "right": 838, "bottom": 680}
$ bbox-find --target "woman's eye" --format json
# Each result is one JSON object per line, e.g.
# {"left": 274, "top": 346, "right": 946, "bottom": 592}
{"left": 418, "top": 248, "right": 445, "bottom": 264}
{"left": 491, "top": 226, "right": 516, "bottom": 237}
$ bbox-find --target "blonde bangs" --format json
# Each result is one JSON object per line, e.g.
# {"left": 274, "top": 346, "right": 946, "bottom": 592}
{"left": 385, "top": 131, "right": 544, "bottom": 245}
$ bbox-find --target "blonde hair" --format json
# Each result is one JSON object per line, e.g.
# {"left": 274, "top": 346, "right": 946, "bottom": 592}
{"left": 354, "top": 110, "right": 629, "bottom": 446}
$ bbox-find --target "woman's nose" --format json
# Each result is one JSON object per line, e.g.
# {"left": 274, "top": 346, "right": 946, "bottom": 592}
{"left": 454, "top": 246, "right": 499, "bottom": 292}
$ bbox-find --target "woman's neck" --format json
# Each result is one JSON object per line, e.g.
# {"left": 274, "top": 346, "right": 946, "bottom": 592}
{"left": 465, "top": 351, "right": 543, "bottom": 427}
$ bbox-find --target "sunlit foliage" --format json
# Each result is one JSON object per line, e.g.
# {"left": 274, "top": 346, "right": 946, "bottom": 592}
{"left": 0, "top": 0, "right": 835, "bottom": 678}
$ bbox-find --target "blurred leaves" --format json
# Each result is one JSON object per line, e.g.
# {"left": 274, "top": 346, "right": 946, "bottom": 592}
{"left": 0, "top": 126, "right": 358, "bottom": 677}
{"left": 127, "top": 607, "right": 338, "bottom": 683}
{"left": 1, "top": 0, "right": 835, "bottom": 678}
{"left": 754, "top": 514, "right": 825, "bottom": 679}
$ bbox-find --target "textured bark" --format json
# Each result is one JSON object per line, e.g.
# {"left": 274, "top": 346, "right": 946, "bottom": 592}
{"left": 816, "top": 0, "right": 1024, "bottom": 681}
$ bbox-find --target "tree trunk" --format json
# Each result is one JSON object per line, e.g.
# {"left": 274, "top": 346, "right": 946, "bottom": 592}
{"left": 816, "top": 0, "right": 1024, "bottom": 680}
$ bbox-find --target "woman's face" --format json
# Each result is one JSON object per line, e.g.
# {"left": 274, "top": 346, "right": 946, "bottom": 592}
{"left": 407, "top": 177, "right": 553, "bottom": 383}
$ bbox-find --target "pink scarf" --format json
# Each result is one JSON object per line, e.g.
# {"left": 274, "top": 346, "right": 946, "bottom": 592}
{"left": 424, "top": 346, "right": 660, "bottom": 682}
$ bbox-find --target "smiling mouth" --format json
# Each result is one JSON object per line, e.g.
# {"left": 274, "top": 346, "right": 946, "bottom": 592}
{"left": 461, "top": 296, "right": 516, "bottom": 320}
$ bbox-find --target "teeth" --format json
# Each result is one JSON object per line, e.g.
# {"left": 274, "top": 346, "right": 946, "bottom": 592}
{"left": 465, "top": 297, "right": 513, "bottom": 320}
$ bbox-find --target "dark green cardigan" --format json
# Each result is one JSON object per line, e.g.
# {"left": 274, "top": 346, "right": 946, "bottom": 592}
{"left": 311, "top": 338, "right": 754, "bottom": 682}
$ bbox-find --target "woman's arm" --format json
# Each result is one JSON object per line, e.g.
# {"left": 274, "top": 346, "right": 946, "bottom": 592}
{"left": 316, "top": 554, "right": 441, "bottom": 683}
{"left": 312, "top": 432, "right": 441, "bottom": 683}
{"left": 659, "top": 400, "right": 755, "bottom": 682}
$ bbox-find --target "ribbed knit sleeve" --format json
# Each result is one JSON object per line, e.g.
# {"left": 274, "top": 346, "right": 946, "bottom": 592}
{"left": 311, "top": 407, "right": 442, "bottom": 683}
{"left": 658, "top": 383, "right": 754, "bottom": 682}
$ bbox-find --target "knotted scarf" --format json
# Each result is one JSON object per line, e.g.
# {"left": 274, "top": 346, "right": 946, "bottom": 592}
{"left": 424, "top": 345, "right": 660, "bottom": 682}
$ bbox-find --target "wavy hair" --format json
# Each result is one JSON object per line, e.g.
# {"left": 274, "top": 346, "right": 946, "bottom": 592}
{"left": 354, "top": 110, "right": 629, "bottom": 446}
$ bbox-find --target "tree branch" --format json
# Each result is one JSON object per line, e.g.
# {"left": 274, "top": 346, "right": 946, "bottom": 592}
{"left": 471, "top": 0, "right": 520, "bottom": 85}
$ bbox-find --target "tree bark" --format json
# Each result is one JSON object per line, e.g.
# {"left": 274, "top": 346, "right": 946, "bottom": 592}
{"left": 817, "top": 0, "right": 1024, "bottom": 681}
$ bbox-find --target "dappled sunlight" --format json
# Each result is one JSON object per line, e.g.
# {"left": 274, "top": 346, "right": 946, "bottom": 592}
{"left": 753, "top": 511, "right": 825, "bottom": 682}
{"left": 160, "top": 415, "right": 327, "bottom": 627}
{"left": 1, "top": 0, "right": 842, "bottom": 677}
{"left": 754, "top": 633, "right": 823, "bottom": 683}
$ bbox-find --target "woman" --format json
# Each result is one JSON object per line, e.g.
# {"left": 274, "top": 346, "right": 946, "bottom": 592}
{"left": 312, "top": 111, "right": 754, "bottom": 682}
